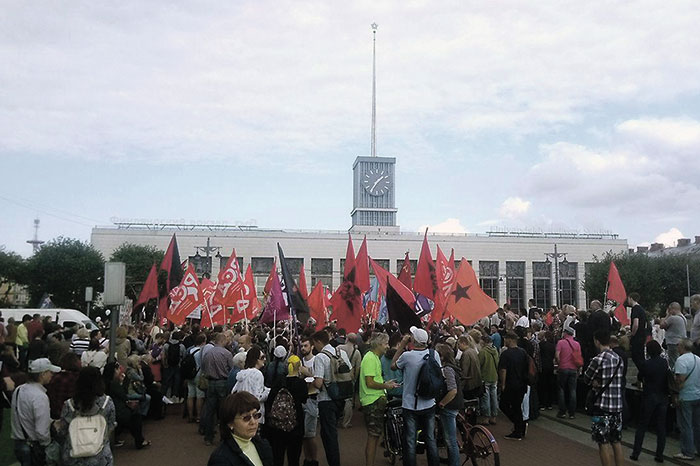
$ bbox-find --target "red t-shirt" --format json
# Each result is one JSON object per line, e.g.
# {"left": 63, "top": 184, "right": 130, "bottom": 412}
{"left": 556, "top": 335, "right": 581, "bottom": 371}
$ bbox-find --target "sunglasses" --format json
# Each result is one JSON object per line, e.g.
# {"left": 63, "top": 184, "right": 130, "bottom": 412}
{"left": 237, "top": 411, "right": 262, "bottom": 422}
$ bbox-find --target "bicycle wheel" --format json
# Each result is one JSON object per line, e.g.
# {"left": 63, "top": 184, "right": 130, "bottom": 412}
{"left": 468, "top": 426, "right": 500, "bottom": 466}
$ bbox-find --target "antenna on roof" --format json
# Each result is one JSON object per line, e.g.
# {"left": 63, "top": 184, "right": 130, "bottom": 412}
{"left": 26, "top": 218, "right": 45, "bottom": 254}
{"left": 370, "top": 22, "right": 378, "bottom": 157}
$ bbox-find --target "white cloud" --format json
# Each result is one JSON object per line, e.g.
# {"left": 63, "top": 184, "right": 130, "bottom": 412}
{"left": 419, "top": 218, "right": 469, "bottom": 234}
{"left": 655, "top": 227, "right": 684, "bottom": 248}
{"left": 498, "top": 197, "right": 531, "bottom": 219}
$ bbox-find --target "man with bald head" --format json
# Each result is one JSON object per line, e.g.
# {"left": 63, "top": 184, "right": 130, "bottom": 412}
{"left": 662, "top": 302, "right": 688, "bottom": 368}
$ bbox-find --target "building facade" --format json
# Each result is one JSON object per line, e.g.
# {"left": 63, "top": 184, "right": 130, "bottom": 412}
{"left": 90, "top": 226, "right": 627, "bottom": 312}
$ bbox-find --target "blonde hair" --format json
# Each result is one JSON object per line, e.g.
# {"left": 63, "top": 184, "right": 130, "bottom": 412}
{"left": 287, "top": 355, "right": 301, "bottom": 376}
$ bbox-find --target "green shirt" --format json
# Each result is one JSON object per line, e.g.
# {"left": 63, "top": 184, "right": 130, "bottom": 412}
{"left": 359, "top": 351, "right": 385, "bottom": 406}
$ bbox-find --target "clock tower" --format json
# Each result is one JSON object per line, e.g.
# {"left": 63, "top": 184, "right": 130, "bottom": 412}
{"left": 350, "top": 156, "right": 399, "bottom": 232}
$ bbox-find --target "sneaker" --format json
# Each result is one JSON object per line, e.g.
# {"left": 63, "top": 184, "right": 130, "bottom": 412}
{"left": 673, "top": 453, "right": 693, "bottom": 460}
{"left": 569, "top": 414, "right": 576, "bottom": 419}
{"left": 556, "top": 413, "right": 567, "bottom": 418}
{"left": 504, "top": 432, "right": 522, "bottom": 440}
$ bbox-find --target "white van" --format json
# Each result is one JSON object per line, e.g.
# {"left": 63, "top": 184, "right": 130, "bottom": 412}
{"left": 0, "top": 308, "right": 98, "bottom": 330}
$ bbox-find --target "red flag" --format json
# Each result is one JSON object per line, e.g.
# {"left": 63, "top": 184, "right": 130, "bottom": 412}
{"left": 230, "top": 265, "right": 261, "bottom": 324}
{"left": 355, "top": 236, "right": 370, "bottom": 294}
{"left": 158, "top": 234, "right": 183, "bottom": 322}
{"left": 168, "top": 264, "right": 204, "bottom": 326}
{"left": 366, "top": 299, "right": 380, "bottom": 322}
{"left": 344, "top": 234, "right": 356, "bottom": 280}
{"left": 448, "top": 249, "right": 456, "bottom": 273}
{"left": 370, "top": 258, "right": 416, "bottom": 308}
{"left": 298, "top": 263, "right": 309, "bottom": 301}
{"left": 204, "top": 279, "right": 227, "bottom": 327}
{"left": 414, "top": 230, "right": 437, "bottom": 300}
{"left": 200, "top": 278, "right": 217, "bottom": 329}
{"left": 263, "top": 260, "right": 277, "bottom": 295}
{"left": 330, "top": 261, "right": 363, "bottom": 333}
{"left": 607, "top": 262, "right": 629, "bottom": 325}
{"left": 397, "top": 252, "right": 413, "bottom": 290}
{"left": 445, "top": 258, "right": 498, "bottom": 326}
{"left": 308, "top": 281, "right": 329, "bottom": 330}
{"left": 214, "top": 249, "right": 244, "bottom": 307}
{"left": 135, "top": 264, "right": 159, "bottom": 309}
{"left": 430, "top": 246, "right": 456, "bottom": 324}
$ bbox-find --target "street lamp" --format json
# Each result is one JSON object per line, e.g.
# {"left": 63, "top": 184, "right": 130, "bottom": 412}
{"left": 545, "top": 244, "right": 568, "bottom": 308}
{"left": 194, "top": 237, "right": 221, "bottom": 279}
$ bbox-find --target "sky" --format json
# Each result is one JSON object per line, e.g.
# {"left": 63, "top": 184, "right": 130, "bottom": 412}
{"left": 2, "top": 1, "right": 700, "bottom": 257}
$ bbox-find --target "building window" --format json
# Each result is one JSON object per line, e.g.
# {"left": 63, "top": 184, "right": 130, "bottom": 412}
{"left": 370, "top": 259, "right": 390, "bottom": 279}
{"left": 559, "top": 262, "right": 578, "bottom": 306}
{"left": 506, "top": 262, "right": 525, "bottom": 311}
{"left": 251, "top": 257, "right": 274, "bottom": 294}
{"left": 311, "top": 258, "right": 333, "bottom": 290}
{"left": 189, "top": 256, "right": 212, "bottom": 278}
{"left": 532, "top": 261, "right": 551, "bottom": 310}
{"left": 479, "top": 261, "right": 499, "bottom": 302}
{"left": 219, "top": 256, "right": 243, "bottom": 273}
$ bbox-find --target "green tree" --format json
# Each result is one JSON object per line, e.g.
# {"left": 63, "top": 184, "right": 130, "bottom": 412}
{"left": 25, "top": 237, "right": 104, "bottom": 310}
{"left": 0, "top": 246, "right": 28, "bottom": 306}
{"left": 109, "top": 243, "right": 164, "bottom": 300}
{"left": 584, "top": 251, "right": 700, "bottom": 314}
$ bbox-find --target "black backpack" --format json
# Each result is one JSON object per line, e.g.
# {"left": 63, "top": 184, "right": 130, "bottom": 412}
{"left": 415, "top": 348, "right": 446, "bottom": 409}
{"left": 166, "top": 342, "right": 183, "bottom": 368}
{"left": 181, "top": 348, "right": 200, "bottom": 380}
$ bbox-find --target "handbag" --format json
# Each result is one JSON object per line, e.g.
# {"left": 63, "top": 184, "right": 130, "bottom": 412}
{"left": 565, "top": 339, "right": 584, "bottom": 368}
{"left": 585, "top": 355, "right": 621, "bottom": 414}
{"left": 197, "top": 375, "right": 209, "bottom": 391}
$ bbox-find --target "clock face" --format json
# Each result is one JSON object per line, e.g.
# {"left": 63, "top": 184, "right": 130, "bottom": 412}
{"left": 362, "top": 168, "right": 391, "bottom": 196}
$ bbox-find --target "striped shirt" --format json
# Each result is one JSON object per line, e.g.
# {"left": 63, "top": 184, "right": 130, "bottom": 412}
{"left": 70, "top": 338, "right": 90, "bottom": 356}
{"left": 583, "top": 349, "right": 623, "bottom": 413}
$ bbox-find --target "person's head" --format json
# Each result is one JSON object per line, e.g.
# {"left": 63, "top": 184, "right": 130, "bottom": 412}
{"left": 300, "top": 336, "right": 313, "bottom": 357}
{"left": 244, "top": 346, "right": 265, "bottom": 369}
{"left": 627, "top": 292, "right": 641, "bottom": 306}
{"left": 60, "top": 351, "right": 82, "bottom": 372}
{"left": 220, "top": 391, "right": 261, "bottom": 440}
{"left": 645, "top": 340, "right": 662, "bottom": 358}
{"left": 481, "top": 334, "right": 493, "bottom": 347}
{"left": 310, "top": 330, "right": 330, "bottom": 352}
{"left": 457, "top": 334, "right": 475, "bottom": 352}
{"left": 76, "top": 327, "right": 90, "bottom": 339}
{"left": 667, "top": 302, "right": 681, "bottom": 316}
{"left": 691, "top": 294, "right": 700, "bottom": 312}
{"left": 563, "top": 327, "right": 575, "bottom": 338}
{"left": 22, "top": 314, "right": 32, "bottom": 323}
{"left": 528, "top": 299, "right": 535, "bottom": 308}
{"left": 126, "top": 354, "right": 141, "bottom": 370}
{"left": 369, "top": 332, "right": 390, "bottom": 357}
{"left": 88, "top": 338, "right": 101, "bottom": 352}
{"left": 287, "top": 355, "right": 301, "bottom": 377}
{"left": 28, "top": 358, "right": 61, "bottom": 384}
{"left": 593, "top": 329, "right": 611, "bottom": 350}
{"left": 589, "top": 300, "right": 602, "bottom": 311}
{"left": 74, "top": 366, "right": 105, "bottom": 412}
{"left": 195, "top": 333, "right": 207, "bottom": 346}
{"left": 273, "top": 345, "right": 287, "bottom": 360}
{"left": 409, "top": 326, "right": 429, "bottom": 348}
{"left": 116, "top": 326, "right": 128, "bottom": 339}
{"left": 346, "top": 333, "right": 358, "bottom": 345}
{"left": 679, "top": 338, "right": 694, "bottom": 355}
{"left": 214, "top": 332, "right": 228, "bottom": 347}
{"left": 232, "top": 351, "right": 247, "bottom": 369}
{"left": 435, "top": 343, "right": 456, "bottom": 367}
{"left": 503, "top": 332, "right": 518, "bottom": 348}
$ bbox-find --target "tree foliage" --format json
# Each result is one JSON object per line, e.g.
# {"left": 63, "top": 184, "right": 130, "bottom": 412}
{"left": 0, "top": 246, "right": 29, "bottom": 306}
{"left": 584, "top": 251, "right": 700, "bottom": 314}
{"left": 25, "top": 237, "right": 104, "bottom": 309}
{"left": 109, "top": 243, "right": 164, "bottom": 300}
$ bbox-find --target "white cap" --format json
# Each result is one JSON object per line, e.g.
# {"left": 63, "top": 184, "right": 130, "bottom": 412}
{"left": 28, "top": 358, "right": 61, "bottom": 374}
{"left": 274, "top": 345, "right": 287, "bottom": 359}
{"left": 409, "top": 326, "right": 429, "bottom": 344}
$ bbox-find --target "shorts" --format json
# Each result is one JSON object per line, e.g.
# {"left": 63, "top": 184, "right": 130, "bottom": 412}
{"left": 303, "top": 397, "right": 319, "bottom": 438}
{"left": 363, "top": 396, "right": 387, "bottom": 437}
{"left": 591, "top": 412, "right": 622, "bottom": 444}
{"left": 187, "top": 376, "right": 205, "bottom": 399}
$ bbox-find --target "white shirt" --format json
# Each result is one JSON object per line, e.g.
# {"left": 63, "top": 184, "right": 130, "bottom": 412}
{"left": 11, "top": 382, "right": 52, "bottom": 445}
{"left": 315, "top": 344, "right": 351, "bottom": 402}
{"left": 516, "top": 315, "right": 530, "bottom": 328}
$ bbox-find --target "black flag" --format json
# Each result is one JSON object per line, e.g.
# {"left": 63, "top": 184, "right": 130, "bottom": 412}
{"left": 386, "top": 280, "right": 421, "bottom": 334}
{"left": 277, "top": 243, "right": 309, "bottom": 324}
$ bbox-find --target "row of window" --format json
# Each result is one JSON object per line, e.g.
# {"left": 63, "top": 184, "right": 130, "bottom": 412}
{"left": 187, "top": 255, "right": 582, "bottom": 308}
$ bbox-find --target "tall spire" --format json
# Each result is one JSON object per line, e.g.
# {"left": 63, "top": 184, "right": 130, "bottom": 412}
{"left": 26, "top": 218, "right": 44, "bottom": 254}
{"left": 371, "top": 22, "right": 378, "bottom": 157}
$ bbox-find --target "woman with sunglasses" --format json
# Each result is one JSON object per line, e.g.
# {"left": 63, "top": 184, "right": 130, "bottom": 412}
{"left": 208, "top": 391, "right": 273, "bottom": 466}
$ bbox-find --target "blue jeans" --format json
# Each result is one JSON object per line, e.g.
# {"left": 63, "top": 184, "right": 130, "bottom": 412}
{"left": 480, "top": 382, "right": 498, "bottom": 418}
{"left": 677, "top": 398, "right": 700, "bottom": 457}
{"left": 162, "top": 366, "right": 181, "bottom": 398}
{"left": 558, "top": 369, "right": 577, "bottom": 416}
{"left": 203, "top": 380, "right": 229, "bottom": 443}
{"left": 318, "top": 400, "right": 342, "bottom": 466}
{"left": 439, "top": 409, "right": 459, "bottom": 466}
{"left": 14, "top": 440, "right": 32, "bottom": 466}
{"left": 403, "top": 406, "right": 439, "bottom": 466}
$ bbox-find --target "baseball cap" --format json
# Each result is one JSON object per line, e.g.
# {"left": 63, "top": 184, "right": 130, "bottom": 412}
{"left": 410, "top": 326, "right": 429, "bottom": 344}
{"left": 273, "top": 345, "right": 287, "bottom": 359}
{"left": 28, "top": 358, "right": 61, "bottom": 374}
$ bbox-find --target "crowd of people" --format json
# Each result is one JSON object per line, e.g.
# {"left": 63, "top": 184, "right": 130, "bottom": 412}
{"left": 3, "top": 292, "right": 700, "bottom": 466}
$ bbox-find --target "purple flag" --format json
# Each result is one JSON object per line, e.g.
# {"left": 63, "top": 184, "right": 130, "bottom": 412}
{"left": 259, "top": 269, "right": 290, "bottom": 324}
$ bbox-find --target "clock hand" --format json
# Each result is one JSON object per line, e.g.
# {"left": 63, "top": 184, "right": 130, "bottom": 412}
{"left": 370, "top": 175, "right": 387, "bottom": 192}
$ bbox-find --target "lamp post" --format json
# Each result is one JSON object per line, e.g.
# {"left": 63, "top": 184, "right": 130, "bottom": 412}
{"left": 545, "top": 244, "right": 568, "bottom": 308}
{"left": 194, "top": 237, "right": 221, "bottom": 279}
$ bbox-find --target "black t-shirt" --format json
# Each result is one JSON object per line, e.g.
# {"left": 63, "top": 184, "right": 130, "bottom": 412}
{"left": 630, "top": 304, "right": 648, "bottom": 344}
{"left": 498, "top": 347, "right": 528, "bottom": 393}
{"left": 589, "top": 310, "right": 611, "bottom": 335}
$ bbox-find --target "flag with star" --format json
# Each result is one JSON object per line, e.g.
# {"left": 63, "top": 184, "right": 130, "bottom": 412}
{"left": 445, "top": 257, "right": 498, "bottom": 326}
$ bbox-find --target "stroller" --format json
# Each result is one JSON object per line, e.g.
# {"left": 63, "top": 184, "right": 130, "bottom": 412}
{"left": 383, "top": 398, "right": 404, "bottom": 465}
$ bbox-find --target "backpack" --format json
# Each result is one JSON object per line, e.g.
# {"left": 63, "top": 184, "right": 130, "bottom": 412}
{"left": 165, "top": 342, "right": 183, "bottom": 368}
{"left": 526, "top": 352, "right": 537, "bottom": 386}
{"left": 415, "top": 348, "right": 447, "bottom": 409}
{"left": 181, "top": 348, "right": 200, "bottom": 380}
{"left": 66, "top": 396, "right": 110, "bottom": 458}
{"left": 268, "top": 386, "right": 297, "bottom": 432}
{"left": 321, "top": 349, "right": 354, "bottom": 400}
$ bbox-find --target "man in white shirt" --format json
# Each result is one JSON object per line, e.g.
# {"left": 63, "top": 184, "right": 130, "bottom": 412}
{"left": 11, "top": 358, "right": 61, "bottom": 465}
